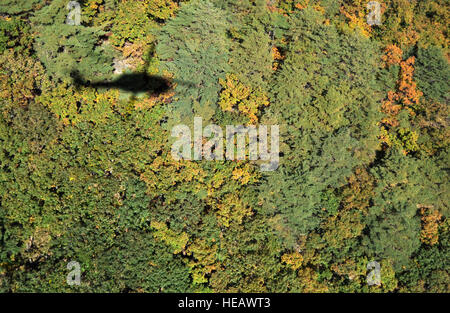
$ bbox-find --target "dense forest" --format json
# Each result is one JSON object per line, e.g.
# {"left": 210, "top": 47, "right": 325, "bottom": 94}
{"left": 0, "top": 0, "right": 448, "bottom": 292}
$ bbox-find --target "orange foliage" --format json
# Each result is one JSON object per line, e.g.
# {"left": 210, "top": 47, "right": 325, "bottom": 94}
{"left": 271, "top": 46, "right": 285, "bottom": 71}
{"left": 381, "top": 46, "right": 423, "bottom": 128}
{"left": 382, "top": 44, "right": 403, "bottom": 67}
{"left": 398, "top": 56, "right": 423, "bottom": 107}
{"left": 295, "top": 3, "right": 307, "bottom": 10}
{"left": 420, "top": 207, "right": 442, "bottom": 246}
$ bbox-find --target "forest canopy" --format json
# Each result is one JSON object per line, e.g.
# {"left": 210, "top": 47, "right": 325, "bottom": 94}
{"left": 0, "top": 0, "right": 448, "bottom": 293}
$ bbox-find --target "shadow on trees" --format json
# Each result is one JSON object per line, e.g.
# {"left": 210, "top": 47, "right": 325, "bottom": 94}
{"left": 70, "top": 70, "right": 195, "bottom": 96}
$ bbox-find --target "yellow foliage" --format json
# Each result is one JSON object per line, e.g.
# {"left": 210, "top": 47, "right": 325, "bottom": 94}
{"left": 231, "top": 164, "right": 256, "bottom": 185}
{"left": 214, "top": 193, "right": 253, "bottom": 227}
{"left": 150, "top": 220, "right": 189, "bottom": 254}
{"left": 0, "top": 50, "right": 46, "bottom": 109}
{"left": 380, "top": 259, "right": 398, "bottom": 292}
{"left": 281, "top": 251, "right": 303, "bottom": 270}
{"left": 297, "top": 267, "right": 329, "bottom": 292}
{"left": 37, "top": 81, "right": 119, "bottom": 126}
{"left": 140, "top": 155, "right": 206, "bottom": 201}
{"left": 186, "top": 238, "right": 218, "bottom": 285}
{"left": 340, "top": 5, "right": 372, "bottom": 38}
{"left": 218, "top": 74, "right": 269, "bottom": 123}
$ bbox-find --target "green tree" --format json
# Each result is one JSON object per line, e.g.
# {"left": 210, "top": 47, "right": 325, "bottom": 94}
{"left": 157, "top": 0, "right": 232, "bottom": 122}
{"left": 259, "top": 8, "right": 382, "bottom": 247}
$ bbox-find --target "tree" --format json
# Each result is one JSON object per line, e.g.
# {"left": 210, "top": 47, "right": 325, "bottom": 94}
{"left": 259, "top": 7, "right": 383, "bottom": 247}
{"left": 156, "top": 0, "right": 232, "bottom": 123}
{"left": 31, "top": 0, "right": 115, "bottom": 82}
{"left": 364, "top": 148, "right": 448, "bottom": 269}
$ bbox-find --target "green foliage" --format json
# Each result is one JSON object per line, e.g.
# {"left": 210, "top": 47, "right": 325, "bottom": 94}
{"left": 157, "top": 0, "right": 232, "bottom": 122}
{"left": 221, "top": 0, "right": 275, "bottom": 91}
{"left": 33, "top": 24, "right": 115, "bottom": 81}
{"left": 0, "top": 100, "right": 175, "bottom": 291}
{"left": 31, "top": 0, "right": 115, "bottom": 82}
{"left": 0, "top": 0, "right": 43, "bottom": 15}
{"left": 98, "top": 0, "right": 158, "bottom": 47}
{"left": 0, "top": 0, "right": 448, "bottom": 293}
{"left": 259, "top": 8, "right": 382, "bottom": 247}
{"left": 398, "top": 220, "right": 450, "bottom": 292}
{"left": 415, "top": 46, "right": 450, "bottom": 104}
{"left": 0, "top": 17, "right": 32, "bottom": 54}
{"left": 365, "top": 149, "right": 448, "bottom": 269}
{"left": 0, "top": 49, "right": 46, "bottom": 112}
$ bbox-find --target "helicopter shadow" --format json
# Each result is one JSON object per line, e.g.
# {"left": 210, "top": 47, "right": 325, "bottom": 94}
{"left": 70, "top": 55, "right": 195, "bottom": 96}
